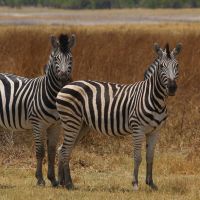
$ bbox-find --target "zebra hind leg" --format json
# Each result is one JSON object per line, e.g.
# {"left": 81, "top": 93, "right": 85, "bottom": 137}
{"left": 46, "top": 124, "right": 60, "bottom": 187}
{"left": 58, "top": 161, "right": 74, "bottom": 190}
{"left": 74, "top": 122, "right": 90, "bottom": 146}
{"left": 58, "top": 122, "right": 89, "bottom": 188}
{"left": 58, "top": 147, "right": 74, "bottom": 190}
{"left": 58, "top": 120, "right": 87, "bottom": 189}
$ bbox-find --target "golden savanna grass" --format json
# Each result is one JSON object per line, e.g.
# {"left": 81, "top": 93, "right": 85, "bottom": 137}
{"left": 0, "top": 22, "right": 200, "bottom": 199}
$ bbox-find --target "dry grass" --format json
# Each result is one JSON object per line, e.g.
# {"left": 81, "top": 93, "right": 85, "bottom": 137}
{"left": 0, "top": 23, "right": 199, "bottom": 148}
{"left": 0, "top": 22, "right": 200, "bottom": 198}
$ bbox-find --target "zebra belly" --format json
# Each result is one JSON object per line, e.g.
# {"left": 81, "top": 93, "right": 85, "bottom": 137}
{"left": 88, "top": 123, "right": 132, "bottom": 136}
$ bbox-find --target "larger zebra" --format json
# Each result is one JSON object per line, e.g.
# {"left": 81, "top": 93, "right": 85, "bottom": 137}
{"left": 56, "top": 43, "right": 182, "bottom": 190}
{"left": 0, "top": 33, "right": 76, "bottom": 186}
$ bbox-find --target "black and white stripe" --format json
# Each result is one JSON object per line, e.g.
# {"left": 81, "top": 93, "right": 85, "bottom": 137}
{"left": 56, "top": 43, "right": 182, "bottom": 190}
{"left": 0, "top": 33, "right": 76, "bottom": 186}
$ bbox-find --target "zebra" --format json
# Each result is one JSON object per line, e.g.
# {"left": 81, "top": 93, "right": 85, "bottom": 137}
{"left": 56, "top": 43, "right": 182, "bottom": 190}
{"left": 0, "top": 33, "right": 76, "bottom": 186}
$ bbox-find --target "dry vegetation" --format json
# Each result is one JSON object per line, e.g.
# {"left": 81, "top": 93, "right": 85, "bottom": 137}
{"left": 0, "top": 23, "right": 200, "bottom": 199}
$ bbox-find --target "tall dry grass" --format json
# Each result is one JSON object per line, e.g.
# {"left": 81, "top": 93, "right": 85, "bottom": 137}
{"left": 0, "top": 24, "right": 199, "bottom": 152}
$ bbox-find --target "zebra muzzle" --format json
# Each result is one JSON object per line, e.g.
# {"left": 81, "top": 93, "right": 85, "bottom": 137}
{"left": 167, "top": 79, "right": 177, "bottom": 96}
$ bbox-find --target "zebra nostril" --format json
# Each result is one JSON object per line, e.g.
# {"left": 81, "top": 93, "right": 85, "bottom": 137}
{"left": 58, "top": 70, "right": 68, "bottom": 79}
{"left": 57, "top": 69, "right": 66, "bottom": 76}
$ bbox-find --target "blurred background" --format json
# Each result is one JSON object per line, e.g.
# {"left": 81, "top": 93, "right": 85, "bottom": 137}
{"left": 0, "top": 1, "right": 200, "bottom": 199}
{"left": 0, "top": 0, "right": 200, "bottom": 9}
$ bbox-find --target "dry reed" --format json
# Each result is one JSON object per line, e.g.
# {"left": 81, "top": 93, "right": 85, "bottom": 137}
{"left": 0, "top": 24, "right": 199, "bottom": 149}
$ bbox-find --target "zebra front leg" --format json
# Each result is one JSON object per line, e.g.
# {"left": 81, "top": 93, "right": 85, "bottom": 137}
{"left": 32, "top": 125, "right": 46, "bottom": 186}
{"left": 146, "top": 132, "right": 158, "bottom": 190}
{"left": 132, "top": 134, "right": 144, "bottom": 190}
{"left": 47, "top": 124, "right": 60, "bottom": 187}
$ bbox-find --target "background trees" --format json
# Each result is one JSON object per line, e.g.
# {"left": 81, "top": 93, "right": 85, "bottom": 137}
{"left": 1, "top": 0, "right": 200, "bottom": 9}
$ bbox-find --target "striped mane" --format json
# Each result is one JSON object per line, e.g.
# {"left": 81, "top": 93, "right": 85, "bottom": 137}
{"left": 165, "top": 43, "right": 171, "bottom": 59}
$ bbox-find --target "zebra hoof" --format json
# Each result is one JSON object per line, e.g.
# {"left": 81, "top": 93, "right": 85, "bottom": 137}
{"left": 65, "top": 183, "right": 74, "bottom": 190}
{"left": 133, "top": 184, "right": 139, "bottom": 191}
{"left": 37, "top": 179, "right": 45, "bottom": 186}
{"left": 51, "top": 180, "right": 59, "bottom": 187}
{"left": 146, "top": 181, "right": 158, "bottom": 191}
{"left": 132, "top": 182, "right": 139, "bottom": 191}
{"left": 149, "top": 183, "right": 158, "bottom": 191}
{"left": 58, "top": 177, "right": 65, "bottom": 187}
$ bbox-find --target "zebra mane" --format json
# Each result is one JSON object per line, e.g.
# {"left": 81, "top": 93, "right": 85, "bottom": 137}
{"left": 165, "top": 43, "right": 171, "bottom": 59}
{"left": 144, "top": 59, "right": 159, "bottom": 80}
{"left": 59, "top": 34, "right": 69, "bottom": 54}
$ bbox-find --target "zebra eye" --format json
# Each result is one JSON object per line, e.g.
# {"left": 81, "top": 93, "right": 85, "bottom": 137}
{"left": 55, "top": 66, "right": 60, "bottom": 72}
{"left": 160, "top": 64, "right": 164, "bottom": 68}
{"left": 53, "top": 56, "right": 58, "bottom": 62}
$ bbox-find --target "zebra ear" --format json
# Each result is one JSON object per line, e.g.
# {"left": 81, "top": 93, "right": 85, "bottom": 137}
{"left": 68, "top": 34, "right": 76, "bottom": 49}
{"left": 172, "top": 43, "right": 182, "bottom": 56}
{"left": 153, "top": 43, "right": 163, "bottom": 57}
{"left": 51, "top": 35, "right": 59, "bottom": 49}
{"left": 43, "top": 64, "right": 48, "bottom": 74}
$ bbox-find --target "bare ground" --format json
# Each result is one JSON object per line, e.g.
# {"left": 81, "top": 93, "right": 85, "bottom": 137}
{"left": 0, "top": 7, "right": 200, "bottom": 25}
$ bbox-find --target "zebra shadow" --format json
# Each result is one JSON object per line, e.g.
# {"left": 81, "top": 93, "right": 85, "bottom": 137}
{"left": 0, "top": 184, "right": 15, "bottom": 189}
{"left": 74, "top": 185, "right": 133, "bottom": 193}
{"left": 73, "top": 183, "right": 189, "bottom": 195}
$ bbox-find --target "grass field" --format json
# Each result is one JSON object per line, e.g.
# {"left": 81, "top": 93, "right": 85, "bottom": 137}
{"left": 0, "top": 8, "right": 200, "bottom": 199}
{"left": 1, "top": 143, "right": 200, "bottom": 200}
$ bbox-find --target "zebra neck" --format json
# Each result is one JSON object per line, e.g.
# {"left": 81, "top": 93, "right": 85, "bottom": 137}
{"left": 45, "top": 65, "right": 62, "bottom": 98}
{"left": 144, "top": 59, "right": 159, "bottom": 80}
{"left": 148, "top": 67, "right": 167, "bottom": 110}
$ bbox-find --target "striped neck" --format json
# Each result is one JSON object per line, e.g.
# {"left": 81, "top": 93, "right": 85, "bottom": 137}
{"left": 45, "top": 63, "right": 63, "bottom": 98}
{"left": 147, "top": 60, "right": 167, "bottom": 110}
{"left": 144, "top": 58, "right": 159, "bottom": 80}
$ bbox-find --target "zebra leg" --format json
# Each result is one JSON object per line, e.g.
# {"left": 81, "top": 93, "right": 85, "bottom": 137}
{"left": 58, "top": 141, "right": 75, "bottom": 190}
{"left": 74, "top": 122, "right": 90, "bottom": 146}
{"left": 58, "top": 123, "right": 89, "bottom": 188}
{"left": 33, "top": 126, "right": 46, "bottom": 186}
{"left": 146, "top": 132, "right": 158, "bottom": 190}
{"left": 58, "top": 120, "right": 85, "bottom": 189}
{"left": 58, "top": 160, "right": 74, "bottom": 190}
{"left": 46, "top": 123, "right": 60, "bottom": 187}
{"left": 132, "top": 134, "right": 144, "bottom": 191}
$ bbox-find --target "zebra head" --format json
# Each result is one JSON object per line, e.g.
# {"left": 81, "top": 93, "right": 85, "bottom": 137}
{"left": 154, "top": 43, "right": 182, "bottom": 96}
{"left": 48, "top": 33, "right": 76, "bottom": 84}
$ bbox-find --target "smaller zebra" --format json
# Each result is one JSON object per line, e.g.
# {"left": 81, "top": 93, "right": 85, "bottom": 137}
{"left": 56, "top": 43, "right": 182, "bottom": 190}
